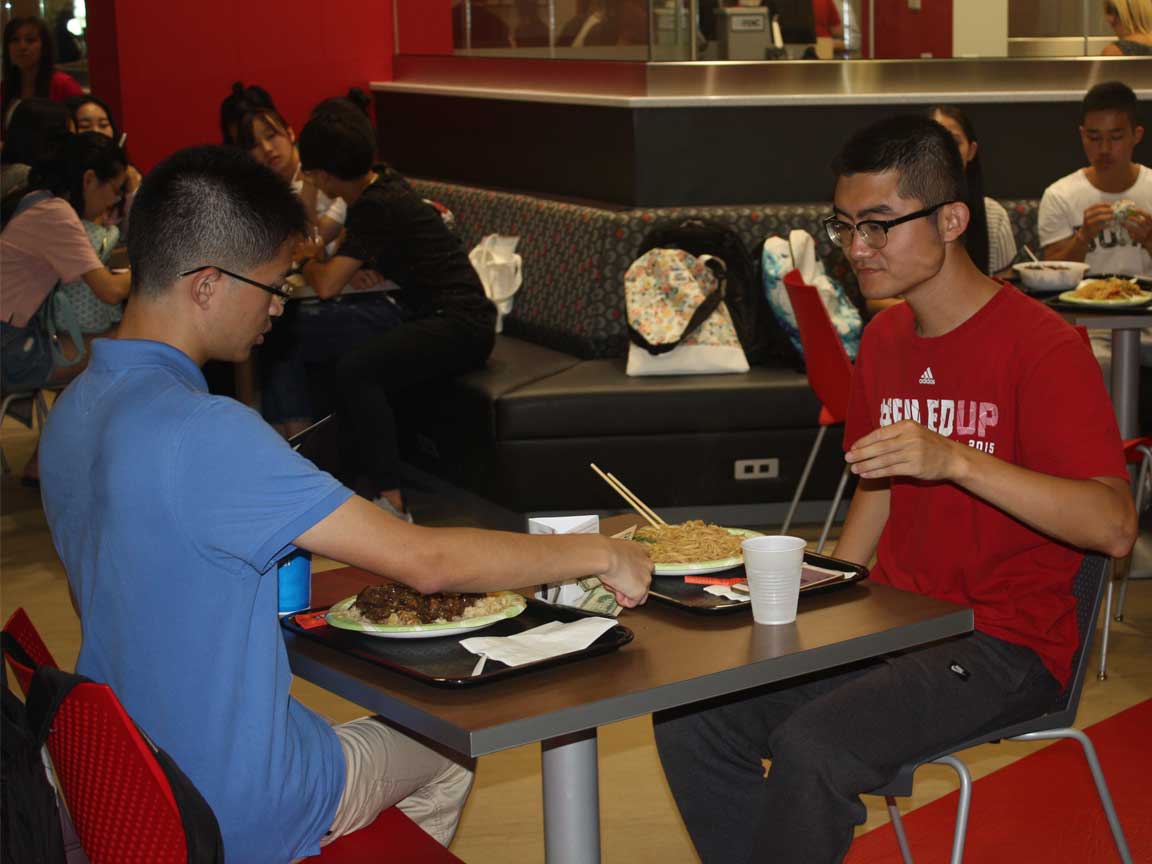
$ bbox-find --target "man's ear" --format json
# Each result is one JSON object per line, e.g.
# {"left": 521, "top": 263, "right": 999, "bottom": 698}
{"left": 939, "top": 201, "right": 970, "bottom": 243}
{"left": 186, "top": 268, "right": 219, "bottom": 310}
{"left": 1134, "top": 124, "right": 1145, "bottom": 146}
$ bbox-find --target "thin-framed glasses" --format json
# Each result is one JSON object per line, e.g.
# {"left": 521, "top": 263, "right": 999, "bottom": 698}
{"left": 823, "top": 201, "right": 957, "bottom": 251}
{"left": 178, "top": 265, "right": 293, "bottom": 300}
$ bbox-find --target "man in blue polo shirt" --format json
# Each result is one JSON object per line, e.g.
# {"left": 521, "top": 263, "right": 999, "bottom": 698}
{"left": 39, "top": 146, "right": 652, "bottom": 863}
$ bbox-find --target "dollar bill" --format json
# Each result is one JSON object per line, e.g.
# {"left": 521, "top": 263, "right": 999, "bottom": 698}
{"left": 575, "top": 579, "right": 623, "bottom": 617}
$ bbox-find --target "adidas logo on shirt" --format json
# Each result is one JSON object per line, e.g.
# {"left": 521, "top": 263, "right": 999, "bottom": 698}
{"left": 918, "top": 367, "right": 936, "bottom": 386}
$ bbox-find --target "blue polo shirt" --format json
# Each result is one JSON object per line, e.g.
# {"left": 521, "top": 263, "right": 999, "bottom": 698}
{"left": 40, "top": 339, "right": 354, "bottom": 863}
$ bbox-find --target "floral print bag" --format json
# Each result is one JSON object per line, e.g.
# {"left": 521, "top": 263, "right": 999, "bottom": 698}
{"left": 624, "top": 248, "right": 750, "bottom": 376}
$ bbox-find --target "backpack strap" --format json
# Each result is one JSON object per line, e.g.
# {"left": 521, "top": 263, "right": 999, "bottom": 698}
{"left": 24, "top": 666, "right": 88, "bottom": 748}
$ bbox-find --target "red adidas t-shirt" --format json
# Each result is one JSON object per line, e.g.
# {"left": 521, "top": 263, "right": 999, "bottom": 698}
{"left": 844, "top": 286, "right": 1127, "bottom": 686}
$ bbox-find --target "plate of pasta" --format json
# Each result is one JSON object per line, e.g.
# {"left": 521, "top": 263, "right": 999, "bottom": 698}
{"left": 633, "top": 520, "right": 762, "bottom": 576}
{"left": 1058, "top": 277, "right": 1152, "bottom": 307}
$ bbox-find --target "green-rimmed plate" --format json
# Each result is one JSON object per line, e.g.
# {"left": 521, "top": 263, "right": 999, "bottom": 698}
{"left": 643, "top": 527, "right": 763, "bottom": 576}
{"left": 1058, "top": 281, "right": 1152, "bottom": 307}
{"left": 324, "top": 592, "right": 527, "bottom": 639}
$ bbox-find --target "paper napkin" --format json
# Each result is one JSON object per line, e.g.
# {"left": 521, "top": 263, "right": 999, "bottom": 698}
{"left": 704, "top": 584, "right": 750, "bottom": 602}
{"left": 459, "top": 617, "right": 618, "bottom": 668}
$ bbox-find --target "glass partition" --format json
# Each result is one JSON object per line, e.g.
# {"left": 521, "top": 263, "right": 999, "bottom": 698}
{"left": 417, "top": 1, "right": 1140, "bottom": 62}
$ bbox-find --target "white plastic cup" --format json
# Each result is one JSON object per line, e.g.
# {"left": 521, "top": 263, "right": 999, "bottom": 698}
{"left": 741, "top": 535, "right": 807, "bottom": 625}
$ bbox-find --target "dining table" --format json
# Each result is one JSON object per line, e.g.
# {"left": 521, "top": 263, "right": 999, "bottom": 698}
{"left": 1052, "top": 302, "right": 1149, "bottom": 439}
{"left": 283, "top": 552, "right": 972, "bottom": 864}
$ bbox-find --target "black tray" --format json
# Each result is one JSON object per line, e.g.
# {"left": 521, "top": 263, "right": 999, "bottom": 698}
{"left": 281, "top": 599, "right": 633, "bottom": 687}
{"left": 649, "top": 551, "right": 868, "bottom": 614}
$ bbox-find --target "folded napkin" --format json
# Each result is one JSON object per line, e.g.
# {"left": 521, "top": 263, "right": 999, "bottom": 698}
{"left": 459, "top": 617, "right": 618, "bottom": 668}
{"left": 704, "top": 584, "right": 750, "bottom": 602}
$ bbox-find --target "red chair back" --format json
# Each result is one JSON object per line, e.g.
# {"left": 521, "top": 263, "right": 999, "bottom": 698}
{"left": 3, "top": 607, "right": 58, "bottom": 696}
{"left": 45, "top": 682, "right": 189, "bottom": 864}
{"left": 782, "top": 270, "right": 854, "bottom": 423}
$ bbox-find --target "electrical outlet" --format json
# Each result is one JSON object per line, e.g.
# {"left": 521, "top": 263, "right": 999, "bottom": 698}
{"left": 734, "top": 458, "right": 779, "bottom": 481}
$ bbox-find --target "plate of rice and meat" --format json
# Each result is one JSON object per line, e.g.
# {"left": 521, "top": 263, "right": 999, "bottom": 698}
{"left": 325, "top": 583, "right": 527, "bottom": 638}
{"left": 633, "top": 520, "right": 762, "bottom": 576}
{"left": 1058, "top": 277, "right": 1152, "bottom": 307}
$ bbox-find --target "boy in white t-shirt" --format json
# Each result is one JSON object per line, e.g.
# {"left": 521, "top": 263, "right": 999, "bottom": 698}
{"left": 1040, "top": 81, "right": 1152, "bottom": 275}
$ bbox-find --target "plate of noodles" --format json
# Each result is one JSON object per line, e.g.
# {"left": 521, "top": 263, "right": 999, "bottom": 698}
{"left": 634, "top": 520, "right": 762, "bottom": 576}
{"left": 1057, "top": 277, "right": 1152, "bottom": 308}
{"left": 325, "top": 585, "right": 527, "bottom": 639}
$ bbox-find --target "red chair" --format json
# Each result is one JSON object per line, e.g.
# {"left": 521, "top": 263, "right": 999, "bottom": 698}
{"left": 3, "top": 606, "right": 59, "bottom": 696}
{"left": 781, "top": 269, "right": 854, "bottom": 552}
{"left": 41, "top": 673, "right": 463, "bottom": 863}
{"left": 1098, "top": 434, "right": 1152, "bottom": 680}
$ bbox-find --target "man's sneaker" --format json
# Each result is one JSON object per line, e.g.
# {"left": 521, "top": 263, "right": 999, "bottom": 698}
{"left": 371, "top": 495, "right": 414, "bottom": 523}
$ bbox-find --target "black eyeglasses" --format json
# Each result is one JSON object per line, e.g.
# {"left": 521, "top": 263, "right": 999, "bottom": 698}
{"left": 178, "top": 265, "right": 293, "bottom": 300}
{"left": 823, "top": 201, "right": 957, "bottom": 251}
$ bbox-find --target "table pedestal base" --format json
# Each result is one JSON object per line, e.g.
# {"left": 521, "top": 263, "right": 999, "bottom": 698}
{"left": 543, "top": 730, "right": 601, "bottom": 863}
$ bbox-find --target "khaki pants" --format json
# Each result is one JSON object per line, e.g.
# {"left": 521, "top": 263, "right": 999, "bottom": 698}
{"left": 321, "top": 716, "right": 475, "bottom": 848}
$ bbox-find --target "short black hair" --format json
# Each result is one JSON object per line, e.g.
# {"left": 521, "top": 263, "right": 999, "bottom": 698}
{"left": 298, "top": 105, "right": 376, "bottom": 180}
{"left": 1082, "top": 81, "right": 1139, "bottom": 126}
{"left": 127, "top": 146, "right": 308, "bottom": 298}
{"left": 832, "top": 113, "right": 966, "bottom": 207}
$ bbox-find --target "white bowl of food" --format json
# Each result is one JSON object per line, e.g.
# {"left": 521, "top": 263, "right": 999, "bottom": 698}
{"left": 1012, "top": 261, "right": 1090, "bottom": 294}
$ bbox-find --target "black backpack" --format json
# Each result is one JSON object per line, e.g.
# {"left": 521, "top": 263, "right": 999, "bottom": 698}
{"left": 1, "top": 646, "right": 66, "bottom": 864}
{"left": 23, "top": 666, "right": 225, "bottom": 864}
{"left": 637, "top": 219, "right": 796, "bottom": 367}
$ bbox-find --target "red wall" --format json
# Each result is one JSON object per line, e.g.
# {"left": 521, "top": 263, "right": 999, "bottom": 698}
{"left": 87, "top": 0, "right": 395, "bottom": 172}
{"left": 863, "top": 0, "right": 953, "bottom": 60}
{"left": 396, "top": 0, "right": 453, "bottom": 55}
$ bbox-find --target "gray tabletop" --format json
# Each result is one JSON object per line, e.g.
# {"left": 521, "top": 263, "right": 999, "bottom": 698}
{"left": 286, "top": 567, "right": 973, "bottom": 757}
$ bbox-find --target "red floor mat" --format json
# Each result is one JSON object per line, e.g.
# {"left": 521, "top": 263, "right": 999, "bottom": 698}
{"left": 846, "top": 699, "right": 1152, "bottom": 864}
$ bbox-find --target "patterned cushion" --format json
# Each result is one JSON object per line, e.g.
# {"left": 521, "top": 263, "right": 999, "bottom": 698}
{"left": 412, "top": 179, "right": 1039, "bottom": 359}
{"left": 999, "top": 198, "right": 1039, "bottom": 260}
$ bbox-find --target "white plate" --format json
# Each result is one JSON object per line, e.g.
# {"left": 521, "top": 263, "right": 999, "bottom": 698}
{"left": 324, "top": 592, "right": 527, "bottom": 639}
{"left": 1059, "top": 281, "right": 1152, "bottom": 307}
{"left": 645, "top": 527, "right": 763, "bottom": 576}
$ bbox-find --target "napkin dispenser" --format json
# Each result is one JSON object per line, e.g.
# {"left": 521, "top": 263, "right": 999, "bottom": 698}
{"left": 529, "top": 516, "right": 620, "bottom": 615}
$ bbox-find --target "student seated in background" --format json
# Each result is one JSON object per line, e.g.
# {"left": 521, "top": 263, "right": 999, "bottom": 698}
{"left": 653, "top": 114, "right": 1135, "bottom": 864}
{"left": 1, "top": 132, "right": 131, "bottom": 393}
{"left": 1040, "top": 81, "right": 1152, "bottom": 275}
{"left": 296, "top": 97, "right": 496, "bottom": 522}
{"left": 1102, "top": 0, "right": 1152, "bottom": 55}
{"left": 219, "top": 83, "right": 360, "bottom": 439}
{"left": 1039, "top": 80, "right": 1152, "bottom": 419}
{"left": 39, "top": 145, "right": 652, "bottom": 864}
{"left": 66, "top": 93, "right": 143, "bottom": 227}
{"left": 220, "top": 82, "right": 346, "bottom": 249}
{"left": 1, "top": 16, "right": 82, "bottom": 130}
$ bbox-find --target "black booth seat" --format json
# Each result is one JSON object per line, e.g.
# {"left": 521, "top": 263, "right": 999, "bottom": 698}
{"left": 396, "top": 336, "right": 846, "bottom": 515}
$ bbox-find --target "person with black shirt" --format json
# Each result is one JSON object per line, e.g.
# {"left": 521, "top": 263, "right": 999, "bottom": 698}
{"left": 296, "top": 101, "right": 496, "bottom": 520}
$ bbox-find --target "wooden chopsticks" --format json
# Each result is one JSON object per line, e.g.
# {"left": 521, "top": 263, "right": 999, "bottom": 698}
{"left": 589, "top": 464, "right": 668, "bottom": 528}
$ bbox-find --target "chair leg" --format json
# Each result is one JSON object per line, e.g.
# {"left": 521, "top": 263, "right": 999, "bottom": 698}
{"left": 1098, "top": 574, "right": 1115, "bottom": 681}
{"left": 1117, "top": 449, "right": 1151, "bottom": 622}
{"left": 1013, "top": 729, "right": 1133, "bottom": 864}
{"left": 816, "top": 463, "right": 851, "bottom": 554}
{"left": 931, "top": 755, "right": 971, "bottom": 864}
{"left": 782, "top": 426, "right": 826, "bottom": 535}
{"left": 886, "top": 796, "right": 914, "bottom": 864}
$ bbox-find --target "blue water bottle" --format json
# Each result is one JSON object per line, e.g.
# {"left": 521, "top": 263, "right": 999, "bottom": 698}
{"left": 278, "top": 549, "right": 312, "bottom": 617}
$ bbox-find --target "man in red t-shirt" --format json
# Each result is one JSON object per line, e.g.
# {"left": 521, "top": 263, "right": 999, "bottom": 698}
{"left": 653, "top": 115, "right": 1135, "bottom": 864}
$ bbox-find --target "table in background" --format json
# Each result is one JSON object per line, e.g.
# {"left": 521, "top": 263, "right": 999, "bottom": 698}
{"left": 1055, "top": 305, "right": 1148, "bottom": 439}
{"left": 285, "top": 566, "right": 972, "bottom": 863}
